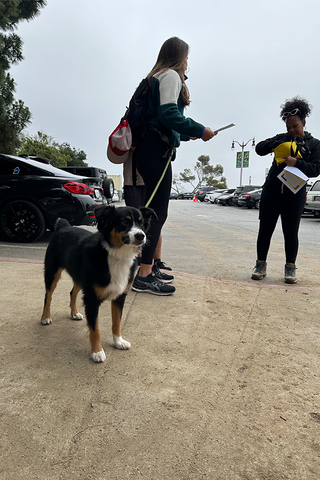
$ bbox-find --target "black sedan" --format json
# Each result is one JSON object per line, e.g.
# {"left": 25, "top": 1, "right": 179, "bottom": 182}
{"left": 237, "top": 188, "right": 262, "bottom": 208}
{"left": 0, "top": 154, "right": 105, "bottom": 242}
{"left": 177, "top": 192, "right": 194, "bottom": 199}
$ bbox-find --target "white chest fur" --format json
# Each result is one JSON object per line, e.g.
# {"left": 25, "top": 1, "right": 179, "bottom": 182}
{"left": 101, "top": 246, "right": 138, "bottom": 301}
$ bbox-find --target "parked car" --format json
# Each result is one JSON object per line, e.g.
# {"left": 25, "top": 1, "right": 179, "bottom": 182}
{"left": 304, "top": 179, "right": 320, "bottom": 217}
{"left": 206, "top": 189, "right": 228, "bottom": 203}
{"left": 195, "top": 186, "right": 218, "bottom": 202}
{"left": 237, "top": 188, "right": 262, "bottom": 209}
{"left": 59, "top": 166, "right": 114, "bottom": 201}
{"left": 0, "top": 154, "right": 102, "bottom": 242}
{"left": 170, "top": 191, "right": 179, "bottom": 199}
{"left": 232, "top": 185, "right": 262, "bottom": 206}
{"left": 177, "top": 192, "right": 194, "bottom": 200}
{"left": 216, "top": 189, "right": 236, "bottom": 206}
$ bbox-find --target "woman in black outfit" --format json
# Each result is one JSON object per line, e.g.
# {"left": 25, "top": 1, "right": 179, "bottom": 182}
{"left": 131, "top": 37, "right": 217, "bottom": 296}
{"left": 252, "top": 96, "right": 320, "bottom": 284}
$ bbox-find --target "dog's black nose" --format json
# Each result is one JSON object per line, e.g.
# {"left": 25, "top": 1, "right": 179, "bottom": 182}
{"left": 134, "top": 232, "right": 145, "bottom": 242}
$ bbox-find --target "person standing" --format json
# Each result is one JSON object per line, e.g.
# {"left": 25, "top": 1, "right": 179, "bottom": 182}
{"left": 123, "top": 152, "right": 173, "bottom": 283}
{"left": 131, "top": 36, "right": 217, "bottom": 295}
{"left": 252, "top": 96, "right": 320, "bottom": 284}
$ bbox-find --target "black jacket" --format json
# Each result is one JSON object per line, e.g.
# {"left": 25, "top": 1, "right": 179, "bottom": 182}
{"left": 256, "top": 131, "right": 320, "bottom": 189}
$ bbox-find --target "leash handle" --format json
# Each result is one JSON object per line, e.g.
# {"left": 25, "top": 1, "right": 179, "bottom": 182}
{"left": 144, "top": 153, "right": 172, "bottom": 208}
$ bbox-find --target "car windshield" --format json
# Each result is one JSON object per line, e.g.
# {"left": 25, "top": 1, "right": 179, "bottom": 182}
{"left": 311, "top": 181, "right": 320, "bottom": 190}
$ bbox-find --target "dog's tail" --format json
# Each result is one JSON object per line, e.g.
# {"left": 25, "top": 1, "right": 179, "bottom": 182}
{"left": 54, "top": 217, "right": 70, "bottom": 231}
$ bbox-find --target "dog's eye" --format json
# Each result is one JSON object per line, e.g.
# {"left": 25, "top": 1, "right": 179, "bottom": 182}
{"left": 121, "top": 218, "right": 131, "bottom": 227}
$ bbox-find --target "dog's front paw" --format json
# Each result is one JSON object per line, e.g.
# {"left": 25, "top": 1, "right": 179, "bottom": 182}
{"left": 90, "top": 350, "right": 106, "bottom": 363}
{"left": 71, "top": 313, "right": 83, "bottom": 321}
{"left": 41, "top": 318, "right": 52, "bottom": 325}
{"left": 113, "top": 335, "right": 131, "bottom": 350}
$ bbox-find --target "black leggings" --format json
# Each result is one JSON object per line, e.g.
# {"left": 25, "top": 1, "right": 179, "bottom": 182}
{"left": 133, "top": 130, "right": 173, "bottom": 265}
{"left": 257, "top": 184, "right": 306, "bottom": 264}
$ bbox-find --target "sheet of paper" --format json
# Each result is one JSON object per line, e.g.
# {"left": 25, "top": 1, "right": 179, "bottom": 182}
{"left": 284, "top": 166, "right": 308, "bottom": 181}
{"left": 277, "top": 166, "right": 308, "bottom": 194}
{"left": 214, "top": 123, "right": 235, "bottom": 132}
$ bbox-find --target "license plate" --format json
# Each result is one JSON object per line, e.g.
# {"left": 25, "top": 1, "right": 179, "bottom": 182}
{"left": 314, "top": 196, "right": 320, "bottom": 201}
{"left": 94, "top": 189, "right": 102, "bottom": 199}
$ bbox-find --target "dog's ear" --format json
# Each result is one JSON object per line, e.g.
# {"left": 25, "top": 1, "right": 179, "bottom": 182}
{"left": 94, "top": 205, "right": 116, "bottom": 232}
{"left": 140, "top": 207, "right": 158, "bottom": 231}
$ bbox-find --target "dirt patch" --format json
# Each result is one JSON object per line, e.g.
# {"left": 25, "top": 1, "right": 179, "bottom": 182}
{"left": 1, "top": 262, "right": 320, "bottom": 479}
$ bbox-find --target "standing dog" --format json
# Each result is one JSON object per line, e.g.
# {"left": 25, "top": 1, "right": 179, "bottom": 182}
{"left": 40, "top": 205, "right": 156, "bottom": 362}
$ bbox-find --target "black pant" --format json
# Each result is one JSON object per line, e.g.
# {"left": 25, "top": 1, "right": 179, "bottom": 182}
{"left": 257, "top": 183, "right": 306, "bottom": 264}
{"left": 133, "top": 130, "right": 173, "bottom": 265}
{"left": 123, "top": 185, "right": 146, "bottom": 209}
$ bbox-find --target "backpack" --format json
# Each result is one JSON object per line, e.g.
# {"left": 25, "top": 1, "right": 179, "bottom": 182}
{"left": 123, "top": 78, "right": 149, "bottom": 148}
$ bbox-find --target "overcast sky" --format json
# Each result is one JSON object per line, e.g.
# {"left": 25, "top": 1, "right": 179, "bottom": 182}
{"left": 10, "top": 0, "right": 320, "bottom": 188}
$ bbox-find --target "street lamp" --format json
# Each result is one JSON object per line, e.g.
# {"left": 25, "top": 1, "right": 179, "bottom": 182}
{"left": 231, "top": 137, "right": 255, "bottom": 187}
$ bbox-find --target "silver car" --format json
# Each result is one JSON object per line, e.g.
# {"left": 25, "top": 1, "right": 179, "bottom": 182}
{"left": 305, "top": 180, "right": 320, "bottom": 217}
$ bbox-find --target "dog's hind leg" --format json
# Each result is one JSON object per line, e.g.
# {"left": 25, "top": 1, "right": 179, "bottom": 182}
{"left": 84, "top": 294, "right": 106, "bottom": 363}
{"left": 41, "top": 267, "right": 63, "bottom": 325}
{"left": 111, "top": 293, "right": 131, "bottom": 350}
{"left": 70, "top": 283, "right": 83, "bottom": 320}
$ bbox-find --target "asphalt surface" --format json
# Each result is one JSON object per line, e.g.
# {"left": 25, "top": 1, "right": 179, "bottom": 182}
{"left": 1, "top": 200, "right": 320, "bottom": 480}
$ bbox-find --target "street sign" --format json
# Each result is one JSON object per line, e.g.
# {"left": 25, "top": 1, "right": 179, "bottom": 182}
{"left": 236, "top": 151, "right": 249, "bottom": 168}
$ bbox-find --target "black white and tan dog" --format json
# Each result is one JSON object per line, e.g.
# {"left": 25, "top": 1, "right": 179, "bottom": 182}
{"left": 40, "top": 204, "right": 156, "bottom": 362}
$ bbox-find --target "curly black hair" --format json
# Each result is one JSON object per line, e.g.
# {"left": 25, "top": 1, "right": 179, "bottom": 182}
{"left": 280, "top": 96, "right": 312, "bottom": 121}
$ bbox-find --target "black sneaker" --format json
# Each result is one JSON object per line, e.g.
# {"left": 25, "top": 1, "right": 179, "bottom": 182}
{"left": 132, "top": 272, "right": 175, "bottom": 295}
{"left": 154, "top": 259, "right": 172, "bottom": 271}
{"left": 152, "top": 264, "right": 174, "bottom": 283}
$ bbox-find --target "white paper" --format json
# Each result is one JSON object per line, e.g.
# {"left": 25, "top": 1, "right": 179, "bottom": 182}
{"left": 283, "top": 166, "right": 308, "bottom": 181}
{"left": 214, "top": 123, "right": 235, "bottom": 133}
{"left": 277, "top": 166, "right": 308, "bottom": 194}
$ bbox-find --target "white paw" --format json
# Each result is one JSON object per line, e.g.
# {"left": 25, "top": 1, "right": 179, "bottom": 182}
{"left": 90, "top": 350, "right": 106, "bottom": 363}
{"left": 113, "top": 335, "right": 131, "bottom": 350}
{"left": 41, "top": 318, "right": 52, "bottom": 325}
{"left": 71, "top": 313, "right": 83, "bottom": 321}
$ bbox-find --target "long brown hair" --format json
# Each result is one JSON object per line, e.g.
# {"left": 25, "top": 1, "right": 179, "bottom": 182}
{"left": 147, "top": 37, "right": 190, "bottom": 107}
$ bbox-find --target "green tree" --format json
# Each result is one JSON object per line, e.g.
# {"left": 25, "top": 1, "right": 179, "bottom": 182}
{"left": 58, "top": 142, "right": 88, "bottom": 167}
{"left": 178, "top": 155, "right": 227, "bottom": 192}
{"left": 18, "top": 131, "right": 88, "bottom": 168}
{"left": 0, "top": 0, "right": 47, "bottom": 153}
{"left": 19, "top": 132, "right": 68, "bottom": 167}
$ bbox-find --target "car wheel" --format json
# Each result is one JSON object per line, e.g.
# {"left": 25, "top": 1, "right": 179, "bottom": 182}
{"left": 103, "top": 178, "right": 114, "bottom": 199}
{"left": 0, "top": 200, "right": 46, "bottom": 242}
{"left": 227, "top": 198, "right": 234, "bottom": 206}
{"left": 313, "top": 211, "right": 320, "bottom": 217}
